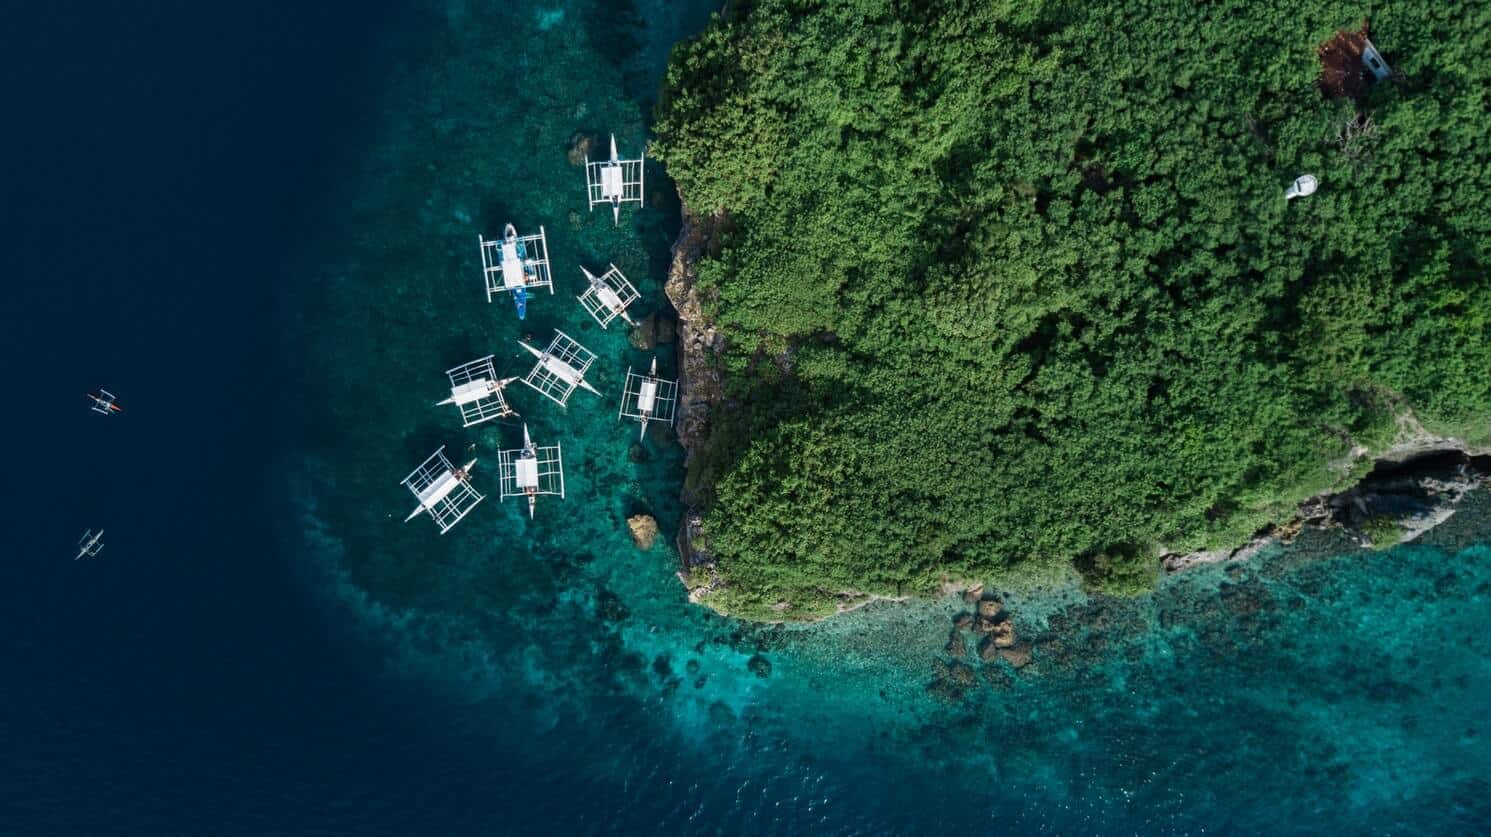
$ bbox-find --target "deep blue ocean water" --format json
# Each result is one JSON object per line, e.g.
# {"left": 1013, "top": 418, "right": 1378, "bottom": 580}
{"left": 4, "top": 2, "right": 1490, "bottom": 835}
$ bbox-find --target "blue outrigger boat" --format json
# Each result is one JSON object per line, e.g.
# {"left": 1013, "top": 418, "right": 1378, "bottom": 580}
{"left": 479, "top": 223, "right": 553, "bottom": 318}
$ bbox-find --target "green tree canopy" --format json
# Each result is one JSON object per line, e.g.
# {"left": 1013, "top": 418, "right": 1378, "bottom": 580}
{"left": 656, "top": 0, "right": 1491, "bottom": 619}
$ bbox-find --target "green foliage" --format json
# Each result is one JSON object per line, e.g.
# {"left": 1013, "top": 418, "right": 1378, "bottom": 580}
{"left": 1077, "top": 546, "right": 1161, "bottom": 598}
{"left": 1360, "top": 515, "right": 1404, "bottom": 548}
{"left": 656, "top": 0, "right": 1491, "bottom": 614}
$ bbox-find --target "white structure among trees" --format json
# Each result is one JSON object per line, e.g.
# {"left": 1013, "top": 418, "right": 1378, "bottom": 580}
{"left": 438, "top": 355, "right": 517, "bottom": 427}
{"left": 498, "top": 423, "right": 564, "bottom": 519}
{"left": 402, "top": 447, "right": 483, "bottom": 534}
{"left": 517, "top": 330, "right": 601, "bottom": 407}
{"left": 618, "top": 356, "right": 677, "bottom": 441}
{"left": 577, "top": 264, "right": 639, "bottom": 328}
{"left": 1285, "top": 174, "right": 1318, "bottom": 201}
{"left": 585, "top": 134, "right": 644, "bottom": 225}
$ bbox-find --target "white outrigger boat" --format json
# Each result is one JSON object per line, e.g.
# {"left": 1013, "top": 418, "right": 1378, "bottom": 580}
{"left": 619, "top": 356, "right": 678, "bottom": 441}
{"left": 517, "top": 330, "right": 602, "bottom": 407}
{"left": 87, "top": 389, "right": 122, "bottom": 415}
{"left": 498, "top": 423, "right": 564, "bottom": 519}
{"left": 438, "top": 355, "right": 518, "bottom": 427}
{"left": 401, "top": 447, "right": 484, "bottom": 534}
{"left": 75, "top": 529, "right": 105, "bottom": 560}
{"left": 585, "top": 134, "right": 644, "bottom": 225}
{"left": 577, "top": 264, "right": 639, "bottom": 329}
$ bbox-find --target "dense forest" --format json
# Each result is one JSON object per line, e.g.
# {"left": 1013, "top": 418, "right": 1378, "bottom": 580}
{"left": 654, "top": 0, "right": 1491, "bottom": 618}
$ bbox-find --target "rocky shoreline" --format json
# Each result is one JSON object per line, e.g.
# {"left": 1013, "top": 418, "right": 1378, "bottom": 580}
{"left": 662, "top": 201, "right": 727, "bottom": 589}
{"left": 1162, "top": 444, "right": 1491, "bottom": 573}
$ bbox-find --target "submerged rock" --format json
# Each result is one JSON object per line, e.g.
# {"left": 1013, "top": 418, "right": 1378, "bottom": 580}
{"left": 952, "top": 612, "right": 974, "bottom": 630}
{"left": 566, "top": 130, "right": 598, "bottom": 166}
{"left": 978, "top": 635, "right": 1001, "bottom": 663}
{"left": 982, "top": 665, "right": 1014, "bottom": 690}
{"left": 596, "top": 590, "right": 630, "bottom": 623}
{"left": 747, "top": 654, "right": 772, "bottom": 678}
{"left": 629, "top": 312, "right": 657, "bottom": 350}
{"left": 998, "top": 642, "right": 1033, "bottom": 668}
{"left": 652, "top": 655, "right": 672, "bottom": 679}
{"left": 945, "top": 630, "right": 967, "bottom": 658}
{"left": 927, "top": 659, "right": 976, "bottom": 702}
{"left": 947, "top": 661, "right": 976, "bottom": 686}
{"left": 628, "top": 514, "right": 659, "bottom": 550}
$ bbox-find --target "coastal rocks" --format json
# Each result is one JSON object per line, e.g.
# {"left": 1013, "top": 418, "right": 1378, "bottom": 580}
{"left": 627, "top": 514, "right": 659, "bottom": 550}
{"left": 972, "top": 597, "right": 1011, "bottom": 638}
{"left": 1163, "top": 444, "right": 1490, "bottom": 574}
{"left": 977, "top": 623, "right": 1018, "bottom": 661}
{"left": 665, "top": 204, "right": 729, "bottom": 496}
{"left": 677, "top": 512, "right": 714, "bottom": 571}
{"left": 946, "top": 595, "right": 1029, "bottom": 678}
{"left": 666, "top": 204, "right": 734, "bottom": 585}
{"left": 565, "top": 131, "right": 598, "bottom": 166}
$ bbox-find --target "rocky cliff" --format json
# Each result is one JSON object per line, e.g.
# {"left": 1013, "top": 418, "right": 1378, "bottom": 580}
{"left": 664, "top": 201, "right": 728, "bottom": 581}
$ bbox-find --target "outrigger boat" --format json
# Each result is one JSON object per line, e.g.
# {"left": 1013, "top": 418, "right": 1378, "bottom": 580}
{"left": 438, "top": 355, "right": 518, "bottom": 427}
{"left": 76, "top": 529, "right": 105, "bottom": 560}
{"left": 479, "top": 224, "right": 552, "bottom": 318}
{"left": 619, "top": 356, "right": 678, "bottom": 441}
{"left": 585, "top": 134, "right": 644, "bottom": 226}
{"left": 498, "top": 422, "right": 564, "bottom": 519}
{"left": 401, "top": 447, "right": 485, "bottom": 534}
{"left": 577, "top": 264, "right": 639, "bottom": 329}
{"left": 517, "top": 330, "right": 602, "bottom": 407}
{"left": 87, "top": 389, "right": 122, "bottom": 415}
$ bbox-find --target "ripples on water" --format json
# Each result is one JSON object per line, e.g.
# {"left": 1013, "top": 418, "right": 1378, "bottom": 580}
{"left": 294, "top": 1, "right": 1491, "bottom": 832}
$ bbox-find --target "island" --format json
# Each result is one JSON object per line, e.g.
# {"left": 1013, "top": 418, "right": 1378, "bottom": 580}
{"left": 652, "top": 2, "right": 1491, "bottom": 620}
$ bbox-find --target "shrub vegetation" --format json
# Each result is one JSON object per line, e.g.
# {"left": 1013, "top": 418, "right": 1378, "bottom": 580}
{"left": 654, "top": 0, "right": 1491, "bottom": 619}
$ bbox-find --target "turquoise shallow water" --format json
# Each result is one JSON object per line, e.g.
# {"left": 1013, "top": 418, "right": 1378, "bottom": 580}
{"left": 291, "top": 1, "right": 1491, "bottom": 832}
